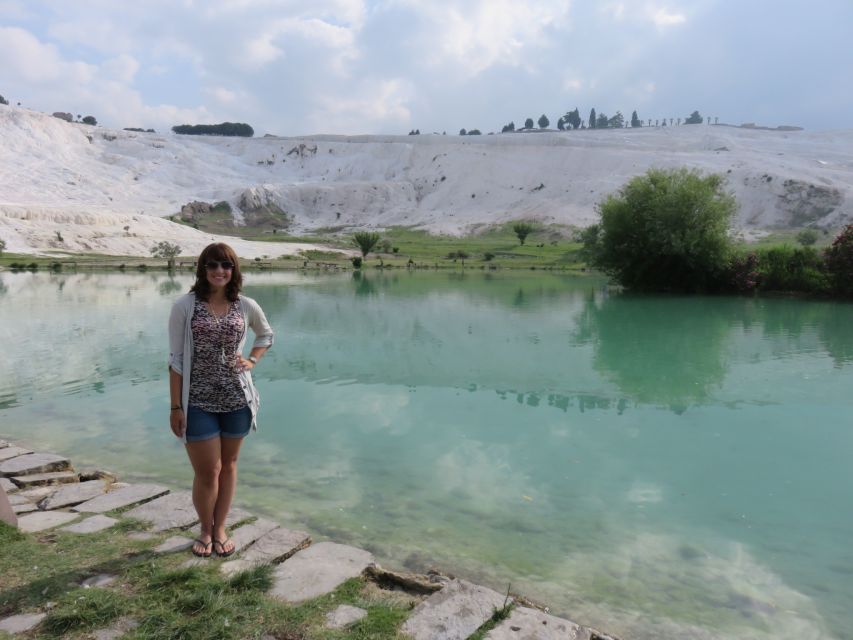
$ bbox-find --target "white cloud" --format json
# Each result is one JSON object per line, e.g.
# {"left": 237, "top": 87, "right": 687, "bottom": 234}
{"left": 0, "top": 27, "right": 96, "bottom": 84}
{"left": 0, "top": 26, "right": 209, "bottom": 132}
{"left": 390, "top": 0, "right": 572, "bottom": 77}
{"left": 207, "top": 87, "right": 237, "bottom": 104}
{"left": 648, "top": 5, "right": 687, "bottom": 27}
{"left": 242, "top": 33, "right": 285, "bottom": 68}
{"left": 311, "top": 78, "right": 413, "bottom": 134}
{"left": 103, "top": 54, "right": 140, "bottom": 84}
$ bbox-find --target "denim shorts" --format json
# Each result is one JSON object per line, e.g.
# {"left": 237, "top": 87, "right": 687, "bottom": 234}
{"left": 185, "top": 405, "right": 252, "bottom": 442}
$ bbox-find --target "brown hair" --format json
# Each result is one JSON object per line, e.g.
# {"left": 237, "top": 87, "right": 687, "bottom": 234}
{"left": 190, "top": 243, "right": 242, "bottom": 302}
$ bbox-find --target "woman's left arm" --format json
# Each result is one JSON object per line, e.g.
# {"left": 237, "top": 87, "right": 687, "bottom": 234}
{"left": 237, "top": 298, "right": 274, "bottom": 371}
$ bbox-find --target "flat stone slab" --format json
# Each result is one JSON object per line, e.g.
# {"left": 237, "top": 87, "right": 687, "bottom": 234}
{"left": 60, "top": 515, "right": 118, "bottom": 534}
{"left": 40, "top": 480, "right": 110, "bottom": 510}
{"left": 220, "top": 526, "right": 311, "bottom": 575}
{"left": 270, "top": 542, "right": 374, "bottom": 603}
{"left": 0, "top": 446, "right": 32, "bottom": 462}
{"left": 155, "top": 536, "right": 195, "bottom": 554}
{"left": 1, "top": 477, "right": 18, "bottom": 493}
{"left": 17, "top": 510, "right": 80, "bottom": 532}
{"left": 0, "top": 452, "right": 70, "bottom": 477}
{"left": 485, "top": 607, "right": 591, "bottom": 640}
{"left": 194, "top": 517, "right": 279, "bottom": 555}
{"left": 227, "top": 506, "right": 254, "bottom": 525}
{"left": 17, "top": 485, "right": 58, "bottom": 501}
{"left": 12, "top": 502, "right": 38, "bottom": 514}
{"left": 124, "top": 490, "right": 198, "bottom": 532}
{"left": 81, "top": 574, "right": 117, "bottom": 588}
{"left": 402, "top": 579, "right": 509, "bottom": 640}
{"left": 0, "top": 612, "right": 47, "bottom": 634}
{"left": 8, "top": 494, "right": 30, "bottom": 505}
{"left": 73, "top": 483, "right": 169, "bottom": 513}
{"left": 11, "top": 471, "right": 78, "bottom": 488}
{"left": 325, "top": 604, "right": 368, "bottom": 629}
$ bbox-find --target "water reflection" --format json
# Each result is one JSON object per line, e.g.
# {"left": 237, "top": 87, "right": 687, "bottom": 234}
{"left": 574, "top": 293, "right": 733, "bottom": 411}
{"left": 1, "top": 271, "right": 852, "bottom": 640}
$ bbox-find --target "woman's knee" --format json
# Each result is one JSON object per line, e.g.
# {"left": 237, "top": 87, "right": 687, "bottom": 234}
{"left": 196, "top": 460, "right": 223, "bottom": 485}
{"left": 220, "top": 457, "right": 239, "bottom": 475}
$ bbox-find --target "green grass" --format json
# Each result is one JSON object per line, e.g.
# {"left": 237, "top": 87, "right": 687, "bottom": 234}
{"left": 0, "top": 521, "right": 417, "bottom": 639}
{"left": 0, "top": 222, "right": 591, "bottom": 273}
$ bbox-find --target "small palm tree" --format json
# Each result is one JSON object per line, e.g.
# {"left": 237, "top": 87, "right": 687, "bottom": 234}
{"left": 512, "top": 223, "right": 535, "bottom": 246}
{"left": 352, "top": 232, "right": 380, "bottom": 261}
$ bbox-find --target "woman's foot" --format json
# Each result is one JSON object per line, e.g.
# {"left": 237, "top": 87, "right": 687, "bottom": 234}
{"left": 213, "top": 534, "right": 235, "bottom": 557}
{"left": 192, "top": 534, "right": 213, "bottom": 558}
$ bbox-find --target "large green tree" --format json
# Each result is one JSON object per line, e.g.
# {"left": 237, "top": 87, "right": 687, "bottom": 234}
{"left": 608, "top": 111, "right": 625, "bottom": 128}
{"left": 685, "top": 110, "right": 703, "bottom": 124}
{"left": 537, "top": 114, "right": 550, "bottom": 129}
{"left": 585, "top": 168, "right": 736, "bottom": 291}
{"left": 352, "top": 232, "right": 381, "bottom": 260}
{"left": 631, "top": 110, "right": 642, "bottom": 127}
{"left": 588, "top": 108, "right": 596, "bottom": 129}
{"left": 566, "top": 108, "right": 581, "bottom": 130}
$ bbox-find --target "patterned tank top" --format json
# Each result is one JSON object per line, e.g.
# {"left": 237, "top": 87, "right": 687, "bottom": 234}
{"left": 188, "top": 298, "right": 247, "bottom": 412}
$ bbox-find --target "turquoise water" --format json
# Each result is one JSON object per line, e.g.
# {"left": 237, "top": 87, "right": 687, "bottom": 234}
{"left": 1, "top": 270, "right": 851, "bottom": 640}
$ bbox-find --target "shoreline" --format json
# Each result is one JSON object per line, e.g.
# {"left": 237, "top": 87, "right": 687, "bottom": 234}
{"left": 1, "top": 435, "right": 619, "bottom": 639}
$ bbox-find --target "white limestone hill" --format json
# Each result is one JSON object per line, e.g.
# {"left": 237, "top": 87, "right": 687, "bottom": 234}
{"left": 1, "top": 105, "right": 852, "bottom": 257}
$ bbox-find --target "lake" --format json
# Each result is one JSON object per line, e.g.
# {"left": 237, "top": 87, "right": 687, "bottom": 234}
{"left": 1, "top": 270, "right": 851, "bottom": 640}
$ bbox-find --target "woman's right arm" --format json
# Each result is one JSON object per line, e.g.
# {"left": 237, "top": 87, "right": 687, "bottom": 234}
{"left": 168, "top": 299, "right": 187, "bottom": 438}
{"left": 169, "top": 368, "right": 185, "bottom": 438}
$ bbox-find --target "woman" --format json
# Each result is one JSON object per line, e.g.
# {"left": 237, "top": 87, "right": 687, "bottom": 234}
{"left": 168, "top": 243, "right": 274, "bottom": 558}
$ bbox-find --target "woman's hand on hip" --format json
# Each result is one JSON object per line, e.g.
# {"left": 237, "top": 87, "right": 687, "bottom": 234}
{"left": 235, "top": 356, "right": 255, "bottom": 372}
{"left": 170, "top": 409, "right": 186, "bottom": 439}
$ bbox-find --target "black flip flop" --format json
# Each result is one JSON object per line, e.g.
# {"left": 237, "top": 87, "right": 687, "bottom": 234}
{"left": 213, "top": 538, "right": 236, "bottom": 558}
{"left": 192, "top": 538, "right": 213, "bottom": 558}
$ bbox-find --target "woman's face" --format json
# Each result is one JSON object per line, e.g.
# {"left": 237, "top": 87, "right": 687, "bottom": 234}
{"left": 205, "top": 258, "right": 234, "bottom": 290}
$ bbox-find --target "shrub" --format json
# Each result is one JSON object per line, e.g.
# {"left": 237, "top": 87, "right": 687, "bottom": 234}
{"left": 824, "top": 224, "right": 853, "bottom": 296}
{"left": 483, "top": 252, "right": 495, "bottom": 261}
{"left": 588, "top": 168, "right": 736, "bottom": 292}
{"left": 0, "top": 94, "right": 8, "bottom": 106}
{"left": 351, "top": 256, "right": 363, "bottom": 269}
{"left": 512, "top": 223, "right": 535, "bottom": 245}
{"left": 171, "top": 122, "right": 254, "bottom": 137}
{"left": 0, "top": 237, "right": 5, "bottom": 255}
{"left": 755, "top": 245, "right": 826, "bottom": 292}
{"left": 82, "top": 115, "right": 97, "bottom": 125}
{"left": 726, "top": 252, "right": 759, "bottom": 292}
{"left": 150, "top": 241, "right": 181, "bottom": 270}
{"left": 352, "top": 232, "right": 380, "bottom": 259}
{"left": 796, "top": 229, "right": 819, "bottom": 246}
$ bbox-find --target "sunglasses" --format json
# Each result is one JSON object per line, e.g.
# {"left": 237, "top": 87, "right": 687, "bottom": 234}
{"left": 205, "top": 260, "right": 234, "bottom": 271}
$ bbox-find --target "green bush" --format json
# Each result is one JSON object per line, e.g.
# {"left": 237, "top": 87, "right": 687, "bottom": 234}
{"left": 824, "top": 224, "right": 853, "bottom": 296}
{"left": 796, "top": 229, "right": 819, "bottom": 246}
{"left": 171, "top": 122, "right": 254, "bottom": 137}
{"left": 755, "top": 245, "right": 827, "bottom": 292}
{"left": 351, "top": 256, "right": 363, "bottom": 269}
{"left": 587, "top": 168, "right": 736, "bottom": 292}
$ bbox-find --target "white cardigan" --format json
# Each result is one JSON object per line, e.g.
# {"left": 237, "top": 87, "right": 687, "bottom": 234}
{"left": 168, "top": 292, "right": 274, "bottom": 441}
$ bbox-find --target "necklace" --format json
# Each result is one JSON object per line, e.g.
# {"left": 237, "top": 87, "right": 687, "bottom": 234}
{"left": 208, "top": 299, "right": 231, "bottom": 365}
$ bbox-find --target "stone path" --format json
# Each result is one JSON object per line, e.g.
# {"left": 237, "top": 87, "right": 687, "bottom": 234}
{"left": 270, "top": 542, "right": 375, "bottom": 603}
{"left": 0, "top": 437, "right": 616, "bottom": 640}
{"left": 402, "top": 579, "right": 509, "bottom": 640}
{"left": 484, "top": 606, "right": 592, "bottom": 640}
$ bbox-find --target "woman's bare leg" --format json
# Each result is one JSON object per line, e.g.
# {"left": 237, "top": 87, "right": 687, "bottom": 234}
{"left": 212, "top": 436, "right": 244, "bottom": 554}
{"left": 185, "top": 437, "right": 222, "bottom": 554}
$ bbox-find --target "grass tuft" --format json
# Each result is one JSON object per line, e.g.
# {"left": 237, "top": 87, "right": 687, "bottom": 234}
{"left": 227, "top": 563, "right": 274, "bottom": 592}
{"left": 41, "top": 587, "right": 129, "bottom": 636}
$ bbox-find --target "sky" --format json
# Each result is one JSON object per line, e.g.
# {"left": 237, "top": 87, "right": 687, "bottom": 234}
{"left": 1, "top": 0, "right": 851, "bottom": 136}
